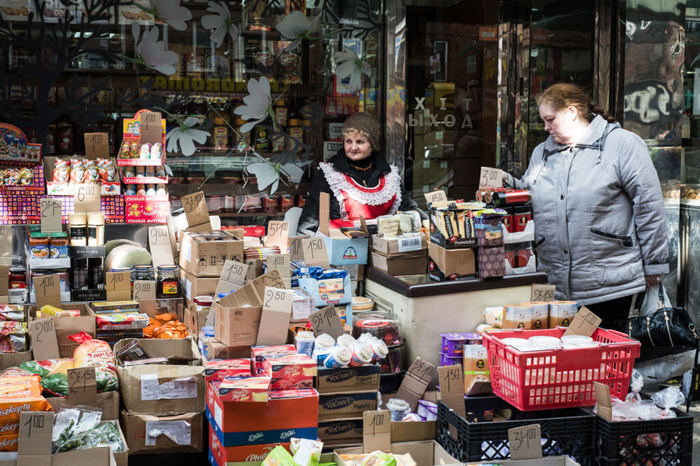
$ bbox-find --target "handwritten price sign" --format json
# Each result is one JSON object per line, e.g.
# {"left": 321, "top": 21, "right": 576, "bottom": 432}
{"left": 133, "top": 280, "right": 156, "bottom": 300}
{"left": 67, "top": 367, "right": 97, "bottom": 406}
{"left": 34, "top": 274, "right": 60, "bottom": 308}
{"left": 508, "top": 424, "right": 542, "bottom": 460}
{"left": 182, "top": 191, "right": 210, "bottom": 228}
{"left": 74, "top": 183, "right": 100, "bottom": 213}
{"left": 302, "top": 237, "right": 329, "bottom": 267}
{"left": 479, "top": 166, "right": 504, "bottom": 189}
{"left": 106, "top": 271, "right": 131, "bottom": 301}
{"left": 40, "top": 198, "right": 62, "bottom": 233}
{"left": 266, "top": 221, "right": 289, "bottom": 251}
{"left": 530, "top": 284, "right": 556, "bottom": 302}
{"left": 310, "top": 306, "right": 344, "bottom": 338}
{"left": 29, "top": 317, "right": 59, "bottom": 360}
{"left": 424, "top": 190, "right": 448, "bottom": 205}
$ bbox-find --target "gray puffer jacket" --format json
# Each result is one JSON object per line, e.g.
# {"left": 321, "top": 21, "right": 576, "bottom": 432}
{"left": 507, "top": 115, "right": 669, "bottom": 304}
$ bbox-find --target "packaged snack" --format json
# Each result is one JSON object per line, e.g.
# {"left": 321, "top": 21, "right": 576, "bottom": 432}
{"left": 84, "top": 160, "right": 99, "bottom": 183}
{"left": 150, "top": 142, "right": 162, "bottom": 160}
{"left": 261, "top": 354, "right": 316, "bottom": 378}
{"left": 119, "top": 141, "right": 131, "bottom": 159}
{"left": 95, "top": 313, "right": 150, "bottom": 331}
{"left": 69, "top": 159, "right": 85, "bottom": 184}
{"left": 205, "top": 359, "right": 251, "bottom": 382}
{"left": 139, "top": 143, "right": 151, "bottom": 159}
{"left": 217, "top": 377, "right": 271, "bottom": 402}
{"left": 142, "top": 313, "right": 188, "bottom": 339}
{"left": 0, "top": 322, "right": 27, "bottom": 353}
{"left": 18, "top": 168, "right": 32, "bottom": 186}
{"left": 130, "top": 142, "right": 139, "bottom": 159}
{"left": 3, "top": 169, "right": 18, "bottom": 186}
{"left": 0, "top": 305, "right": 25, "bottom": 322}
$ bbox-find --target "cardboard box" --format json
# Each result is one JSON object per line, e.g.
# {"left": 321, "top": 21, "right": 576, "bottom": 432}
{"left": 390, "top": 420, "right": 436, "bottom": 442}
{"left": 334, "top": 440, "right": 458, "bottom": 466}
{"left": 120, "top": 410, "right": 204, "bottom": 455}
{"left": 318, "top": 391, "right": 378, "bottom": 420}
{"left": 206, "top": 341, "right": 250, "bottom": 360}
{"left": 50, "top": 304, "right": 96, "bottom": 358}
{"left": 114, "top": 338, "right": 204, "bottom": 415}
{"left": 208, "top": 427, "right": 289, "bottom": 465}
{"left": 47, "top": 391, "right": 120, "bottom": 421}
{"left": 0, "top": 351, "right": 31, "bottom": 370}
{"left": 469, "top": 459, "right": 581, "bottom": 466}
{"left": 206, "top": 382, "right": 319, "bottom": 447}
{"left": 0, "top": 446, "right": 118, "bottom": 466}
{"left": 180, "top": 270, "right": 219, "bottom": 301}
{"left": 319, "top": 232, "right": 369, "bottom": 266}
{"left": 371, "top": 235, "right": 427, "bottom": 255}
{"left": 371, "top": 251, "right": 427, "bottom": 276}
{"left": 213, "top": 303, "right": 262, "bottom": 347}
{"left": 179, "top": 230, "right": 244, "bottom": 277}
{"left": 478, "top": 245, "right": 505, "bottom": 278}
{"left": 318, "top": 417, "right": 363, "bottom": 442}
{"left": 316, "top": 365, "right": 380, "bottom": 394}
{"left": 184, "top": 299, "right": 209, "bottom": 335}
{"left": 428, "top": 242, "right": 476, "bottom": 278}
{"left": 297, "top": 275, "right": 353, "bottom": 307}
{"left": 429, "top": 213, "right": 477, "bottom": 249}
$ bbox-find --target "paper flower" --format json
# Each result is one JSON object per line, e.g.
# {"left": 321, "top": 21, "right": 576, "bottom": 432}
{"left": 275, "top": 11, "right": 320, "bottom": 51}
{"left": 334, "top": 50, "right": 371, "bottom": 91}
{"left": 166, "top": 116, "right": 210, "bottom": 156}
{"left": 233, "top": 77, "right": 274, "bottom": 133}
{"left": 247, "top": 161, "right": 280, "bottom": 194}
{"left": 150, "top": 0, "right": 192, "bottom": 31}
{"left": 201, "top": 1, "right": 240, "bottom": 48}
{"left": 132, "top": 24, "right": 179, "bottom": 75}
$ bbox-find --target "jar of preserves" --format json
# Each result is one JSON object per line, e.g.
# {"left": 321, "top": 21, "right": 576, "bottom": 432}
{"left": 213, "top": 117, "right": 228, "bottom": 150}
{"left": 29, "top": 232, "right": 50, "bottom": 259}
{"left": 157, "top": 265, "right": 180, "bottom": 299}
{"left": 255, "top": 125, "right": 270, "bottom": 151}
{"left": 286, "top": 118, "right": 304, "bottom": 153}
{"left": 49, "top": 232, "right": 69, "bottom": 258}
{"left": 131, "top": 265, "right": 155, "bottom": 282}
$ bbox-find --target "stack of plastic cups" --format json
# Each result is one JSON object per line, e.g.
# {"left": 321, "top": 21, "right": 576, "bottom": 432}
{"left": 312, "top": 334, "right": 335, "bottom": 364}
{"left": 295, "top": 331, "right": 315, "bottom": 357}
{"left": 386, "top": 398, "right": 410, "bottom": 421}
{"left": 323, "top": 346, "right": 352, "bottom": 368}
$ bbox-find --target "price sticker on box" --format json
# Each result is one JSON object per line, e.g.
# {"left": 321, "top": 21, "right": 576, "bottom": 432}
{"left": 302, "top": 237, "right": 329, "bottom": 267}
{"left": 182, "top": 191, "right": 211, "bottom": 230}
{"left": 106, "top": 271, "right": 131, "bottom": 301}
{"left": 266, "top": 253, "right": 291, "bottom": 278}
{"left": 34, "top": 274, "right": 61, "bottom": 308}
{"left": 256, "top": 287, "right": 294, "bottom": 346}
{"left": 508, "top": 424, "right": 542, "bottom": 460}
{"left": 266, "top": 221, "right": 290, "bottom": 252}
{"left": 215, "top": 260, "right": 249, "bottom": 297}
{"left": 289, "top": 236, "right": 305, "bottom": 262}
{"left": 310, "top": 305, "right": 344, "bottom": 339}
{"left": 40, "top": 198, "right": 63, "bottom": 233}
{"left": 84, "top": 132, "right": 109, "bottom": 160}
{"left": 67, "top": 367, "right": 97, "bottom": 406}
{"left": 363, "top": 410, "right": 390, "bottom": 453}
{"left": 74, "top": 183, "right": 101, "bottom": 213}
{"left": 133, "top": 280, "right": 156, "bottom": 301}
{"left": 479, "top": 166, "right": 504, "bottom": 189}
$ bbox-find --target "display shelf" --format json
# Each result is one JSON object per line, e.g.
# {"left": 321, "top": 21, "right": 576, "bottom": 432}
{"left": 117, "top": 158, "right": 165, "bottom": 167}
{"left": 122, "top": 176, "right": 168, "bottom": 184}
{"left": 216, "top": 212, "right": 286, "bottom": 218}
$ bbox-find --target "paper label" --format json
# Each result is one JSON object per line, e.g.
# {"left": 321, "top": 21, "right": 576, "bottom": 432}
{"left": 149, "top": 226, "right": 175, "bottom": 269}
{"left": 18, "top": 412, "right": 54, "bottom": 456}
{"left": 262, "top": 287, "right": 294, "bottom": 313}
{"left": 424, "top": 190, "right": 447, "bottom": 204}
{"left": 396, "top": 357, "right": 437, "bottom": 411}
{"left": 29, "top": 318, "right": 60, "bottom": 360}
{"left": 106, "top": 271, "right": 131, "bottom": 301}
{"left": 74, "top": 183, "right": 101, "bottom": 213}
{"left": 438, "top": 364, "right": 465, "bottom": 417}
{"left": 310, "top": 306, "right": 344, "bottom": 338}
{"left": 144, "top": 420, "right": 192, "bottom": 446}
{"left": 34, "top": 274, "right": 61, "bottom": 307}
{"left": 182, "top": 191, "right": 210, "bottom": 229}
{"left": 267, "top": 221, "right": 290, "bottom": 252}
{"left": 479, "top": 166, "right": 504, "bottom": 189}
{"left": 289, "top": 236, "right": 306, "bottom": 262}
{"left": 266, "top": 253, "right": 291, "bottom": 278}
{"left": 256, "top": 287, "right": 294, "bottom": 345}
{"left": 140, "top": 375, "right": 198, "bottom": 401}
{"left": 133, "top": 280, "right": 157, "bottom": 301}
{"left": 220, "top": 260, "right": 248, "bottom": 285}
{"left": 508, "top": 424, "right": 542, "bottom": 460}
{"left": 530, "top": 284, "right": 556, "bottom": 302}
{"left": 362, "top": 410, "right": 390, "bottom": 453}
{"left": 40, "top": 198, "right": 63, "bottom": 233}
{"left": 303, "top": 237, "right": 329, "bottom": 267}
{"left": 563, "top": 306, "right": 601, "bottom": 337}
{"left": 594, "top": 381, "right": 613, "bottom": 421}
{"left": 67, "top": 367, "right": 97, "bottom": 406}
{"left": 84, "top": 132, "right": 109, "bottom": 159}
{"left": 397, "top": 234, "right": 423, "bottom": 253}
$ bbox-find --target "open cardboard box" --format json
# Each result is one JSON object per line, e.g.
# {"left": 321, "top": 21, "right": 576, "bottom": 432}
{"left": 120, "top": 410, "right": 204, "bottom": 455}
{"left": 178, "top": 230, "right": 244, "bottom": 277}
{"left": 30, "top": 303, "right": 96, "bottom": 358}
{"left": 468, "top": 459, "right": 580, "bottom": 466}
{"left": 317, "top": 192, "right": 369, "bottom": 266}
{"left": 334, "top": 440, "right": 459, "bottom": 466}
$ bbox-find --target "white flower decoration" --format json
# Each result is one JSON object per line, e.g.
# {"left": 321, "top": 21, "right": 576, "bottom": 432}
{"left": 166, "top": 116, "right": 210, "bottom": 156}
{"left": 275, "top": 11, "right": 320, "bottom": 51}
{"left": 150, "top": 0, "right": 192, "bottom": 31}
{"left": 334, "top": 50, "right": 371, "bottom": 91}
{"left": 201, "top": 1, "right": 240, "bottom": 48}
{"left": 247, "top": 161, "right": 280, "bottom": 194}
{"left": 233, "top": 77, "right": 274, "bottom": 133}
{"left": 132, "top": 24, "right": 179, "bottom": 75}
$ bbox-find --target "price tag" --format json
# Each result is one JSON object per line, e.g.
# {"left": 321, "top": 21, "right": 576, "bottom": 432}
{"left": 289, "top": 236, "right": 305, "bottom": 262}
{"left": 256, "top": 287, "right": 294, "bottom": 346}
{"left": 594, "top": 381, "right": 613, "bottom": 421}
{"left": 141, "top": 111, "right": 163, "bottom": 145}
{"left": 67, "top": 367, "right": 97, "bottom": 406}
{"left": 106, "top": 271, "right": 131, "bottom": 301}
{"left": 18, "top": 411, "right": 53, "bottom": 457}
{"left": 29, "top": 318, "right": 59, "bottom": 360}
{"left": 133, "top": 280, "right": 156, "bottom": 301}
{"left": 266, "top": 253, "right": 291, "bottom": 278}
{"left": 301, "top": 237, "right": 329, "bottom": 267}
{"left": 424, "top": 190, "right": 448, "bottom": 204}
{"left": 396, "top": 357, "right": 437, "bottom": 411}
{"left": 479, "top": 166, "right": 504, "bottom": 189}
{"left": 148, "top": 226, "right": 175, "bottom": 269}
{"left": 266, "top": 221, "right": 290, "bottom": 252}
{"left": 215, "top": 260, "right": 249, "bottom": 297}
{"left": 40, "top": 198, "right": 63, "bottom": 233}
{"left": 362, "top": 410, "right": 391, "bottom": 453}
{"left": 84, "top": 132, "right": 109, "bottom": 159}
{"left": 530, "top": 284, "right": 556, "bottom": 302}
{"left": 508, "top": 424, "right": 542, "bottom": 460}
{"left": 34, "top": 274, "right": 61, "bottom": 308}
{"left": 563, "top": 306, "right": 602, "bottom": 337}
{"left": 182, "top": 191, "right": 211, "bottom": 230}
{"left": 74, "top": 183, "right": 101, "bottom": 213}
{"left": 438, "top": 364, "right": 466, "bottom": 417}
{"left": 310, "top": 305, "right": 345, "bottom": 339}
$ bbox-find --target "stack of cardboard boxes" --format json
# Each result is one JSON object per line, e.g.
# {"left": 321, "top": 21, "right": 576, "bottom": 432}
{"left": 427, "top": 203, "right": 477, "bottom": 281}
{"left": 370, "top": 234, "right": 427, "bottom": 276}
{"left": 115, "top": 338, "right": 206, "bottom": 455}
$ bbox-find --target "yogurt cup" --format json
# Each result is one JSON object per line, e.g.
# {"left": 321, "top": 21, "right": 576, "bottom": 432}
{"left": 337, "top": 334, "right": 357, "bottom": 348}
{"left": 315, "top": 333, "right": 336, "bottom": 349}
{"left": 323, "top": 347, "right": 352, "bottom": 368}
{"left": 386, "top": 398, "right": 410, "bottom": 421}
{"left": 349, "top": 343, "right": 374, "bottom": 367}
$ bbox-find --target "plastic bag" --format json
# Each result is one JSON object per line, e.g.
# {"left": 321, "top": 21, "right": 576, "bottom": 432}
{"left": 625, "top": 369, "right": 644, "bottom": 402}
{"left": 53, "top": 407, "right": 125, "bottom": 454}
{"left": 651, "top": 386, "right": 684, "bottom": 417}
{"left": 360, "top": 451, "right": 397, "bottom": 466}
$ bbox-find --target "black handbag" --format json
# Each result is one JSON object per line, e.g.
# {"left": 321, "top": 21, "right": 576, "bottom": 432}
{"left": 628, "top": 285, "right": 698, "bottom": 348}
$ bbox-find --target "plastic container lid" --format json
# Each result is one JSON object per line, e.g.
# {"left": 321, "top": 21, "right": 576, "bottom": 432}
{"left": 202, "top": 326, "right": 215, "bottom": 337}
{"left": 49, "top": 232, "right": 68, "bottom": 238}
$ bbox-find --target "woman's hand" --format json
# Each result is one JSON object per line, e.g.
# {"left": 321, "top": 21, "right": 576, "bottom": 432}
{"left": 645, "top": 275, "right": 661, "bottom": 288}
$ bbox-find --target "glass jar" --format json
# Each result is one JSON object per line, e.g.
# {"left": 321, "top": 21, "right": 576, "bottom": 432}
{"left": 193, "top": 295, "right": 214, "bottom": 313}
{"left": 157, "top": 265, "right": 180, "bottom": 299}
{"left": 9, "top": 268, "right": 26, "bottom": 290}
{"left": 49, "top": 232, "right": 69, "bottom": 258}
{"left": 233, "top": 118, "right": 251, "bottom": 148}
{"left": 131, "top": 265, "right": 155, "bottom": 282}
{"left": 213, "top": 117, "right": 228, "bottom": 150}
{"left": 29, "top": 232, "right": 50, "bottom": 259}
{"left": 255, "top": 125, "right": 270, "bottom": 151}
{"left": 69, "top": 212, "right": 87, "bottom": 246}
{"left": 286, "top": 118, "right": 304, "bottom": 153}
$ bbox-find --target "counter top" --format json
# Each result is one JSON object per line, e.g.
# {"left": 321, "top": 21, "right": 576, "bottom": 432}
{"left": 365, "top": 267, "right": 549, "bottom": 298}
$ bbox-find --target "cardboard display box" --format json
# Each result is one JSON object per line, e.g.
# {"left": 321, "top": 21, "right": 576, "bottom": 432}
{"left": 184, "top": 299, "right": 208, "bottom": 335}
{"left": 318, "top": 417, "right": 363, "bottom": 442}
{"left": 29, "top": 303, "right": 95, "bottom": 358}
{"left": 120, "top": 410, "right": 204, "bottom": 455}
{"left": 316, "top": 365, "right": 381, "bottom": 394}
{"left": 213, "top": 303, "right": 262, "bottom": 347}
{"left": 297, "top": 274, "right": 353, "bottom": 308}
{"left": 48, "top": 391, "right": 120, "bottom": 421}
{"left": 206, "top": 382, "right": 319, "bottom": 447}
{"left": 114, "top": 338, "right": 204, "bottom": 415}
{"left": 428, "top": 242, "right": 476, "bottom": 280}
{"left": 206, "top": 341, "right": 250, "bottom": 360}
{"left": 180, "top": 270, "right": 219, "bottom": 301}
{"left": 208, "top": 426, "right": 289, "bottom": 465}
{"left": 371, "top": 234, "right": 427, "bottom": 255}
{"left": 391, "top": 420, "right": 437, "bottom": 443}
{"left": 0, "top": 446, "right": 118, "bottom": 466}
{"left": 334, "top": 440, "right": 459, "bottom": 466}
{"left": 371, "top": 251, "right": 427, "bottom": 276}
{"left": 0, "top": 351, "right": 32, "bottom": 370}
{"left": 317, "top": 193, "right": 369, "bottom": 266}
{"left": 318, "top": 391, "right": 378, "bottom": 420}
{"left": 179, "top": 230, "right": 244, "bottom": 277}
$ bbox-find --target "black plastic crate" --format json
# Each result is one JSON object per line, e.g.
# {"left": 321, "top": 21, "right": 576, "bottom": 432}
{"left": 437, "top": 399, "right": 596, "bottom": 465}
{"left": 594, "top": 408, "right": 693, "bottom": 465}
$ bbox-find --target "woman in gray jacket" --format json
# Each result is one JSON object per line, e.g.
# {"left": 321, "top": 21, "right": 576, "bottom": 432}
{"left": 506, "top": 83, "right": 669, "bottom": 331}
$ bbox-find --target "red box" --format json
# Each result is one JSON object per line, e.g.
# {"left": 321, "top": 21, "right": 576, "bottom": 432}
{"left": 209, "top": 425, "right": 289, "bottom": 465}
{"left": 216, "top": 377, "right": 270, "bottom": 402}
{"left": 223, "top": 225, "right": 266, "bottom": 238}
{"left": 124, "top": 195, "right": 170, "bottom": 224}
{"left": 250, "top": 345, "right": 296, "bottom": 375}
{"left": 205, "top": 359, "right": 252, "bottom": 383}
{"left": 207, "top": 382, "right": 318, "bottom": 447}
{"left": 262, "top": 354, "right": 317, "bottom": 379}
{"left": 269, "top": 376, "right": 314, "bottom": 391}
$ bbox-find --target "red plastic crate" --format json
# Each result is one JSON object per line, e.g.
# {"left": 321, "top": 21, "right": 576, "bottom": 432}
{"left": 483, "top": 328, "right": 641, "bottom": 411}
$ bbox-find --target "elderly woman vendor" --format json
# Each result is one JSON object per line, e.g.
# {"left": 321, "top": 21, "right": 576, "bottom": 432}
{"left": 298, "top": 112, "right": 423, "bottom": 234}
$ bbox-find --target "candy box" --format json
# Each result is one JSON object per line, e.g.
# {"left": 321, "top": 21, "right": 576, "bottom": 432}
{"left": 478, "top": 245, "right": 505, "bottom": 278}
{"left": 440, "top": 332, "right": 481, "bottom": 356}
{"left": 474, "top": 209, "right": 506, "bottom": 247}
{"left": 251, "top": 345, "right": 296, "bottom": 375}
{"left": 440, "top": 353, "right": 462, "bottom": 366}
{"left": 261, "top": 354, "right": 317, "bottom": 379}
{"left": 269, "top": 376, "right": 314, "bottom": 391}
{"left": 217, "top": 376, "right": 271, "bottom": 402}
{"left": 95, "top": 312, "right": 150, "bottom": 331}
{"left": 205, "top": 359, "right": 252, "bottom": 382}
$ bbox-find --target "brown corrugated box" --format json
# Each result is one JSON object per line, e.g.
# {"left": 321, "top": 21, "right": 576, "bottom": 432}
{"left": 178, "top": 230, "right": 244, "bottom": 277}
{"left": 120, "top": 410, "right": 204, "bottom": 455}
